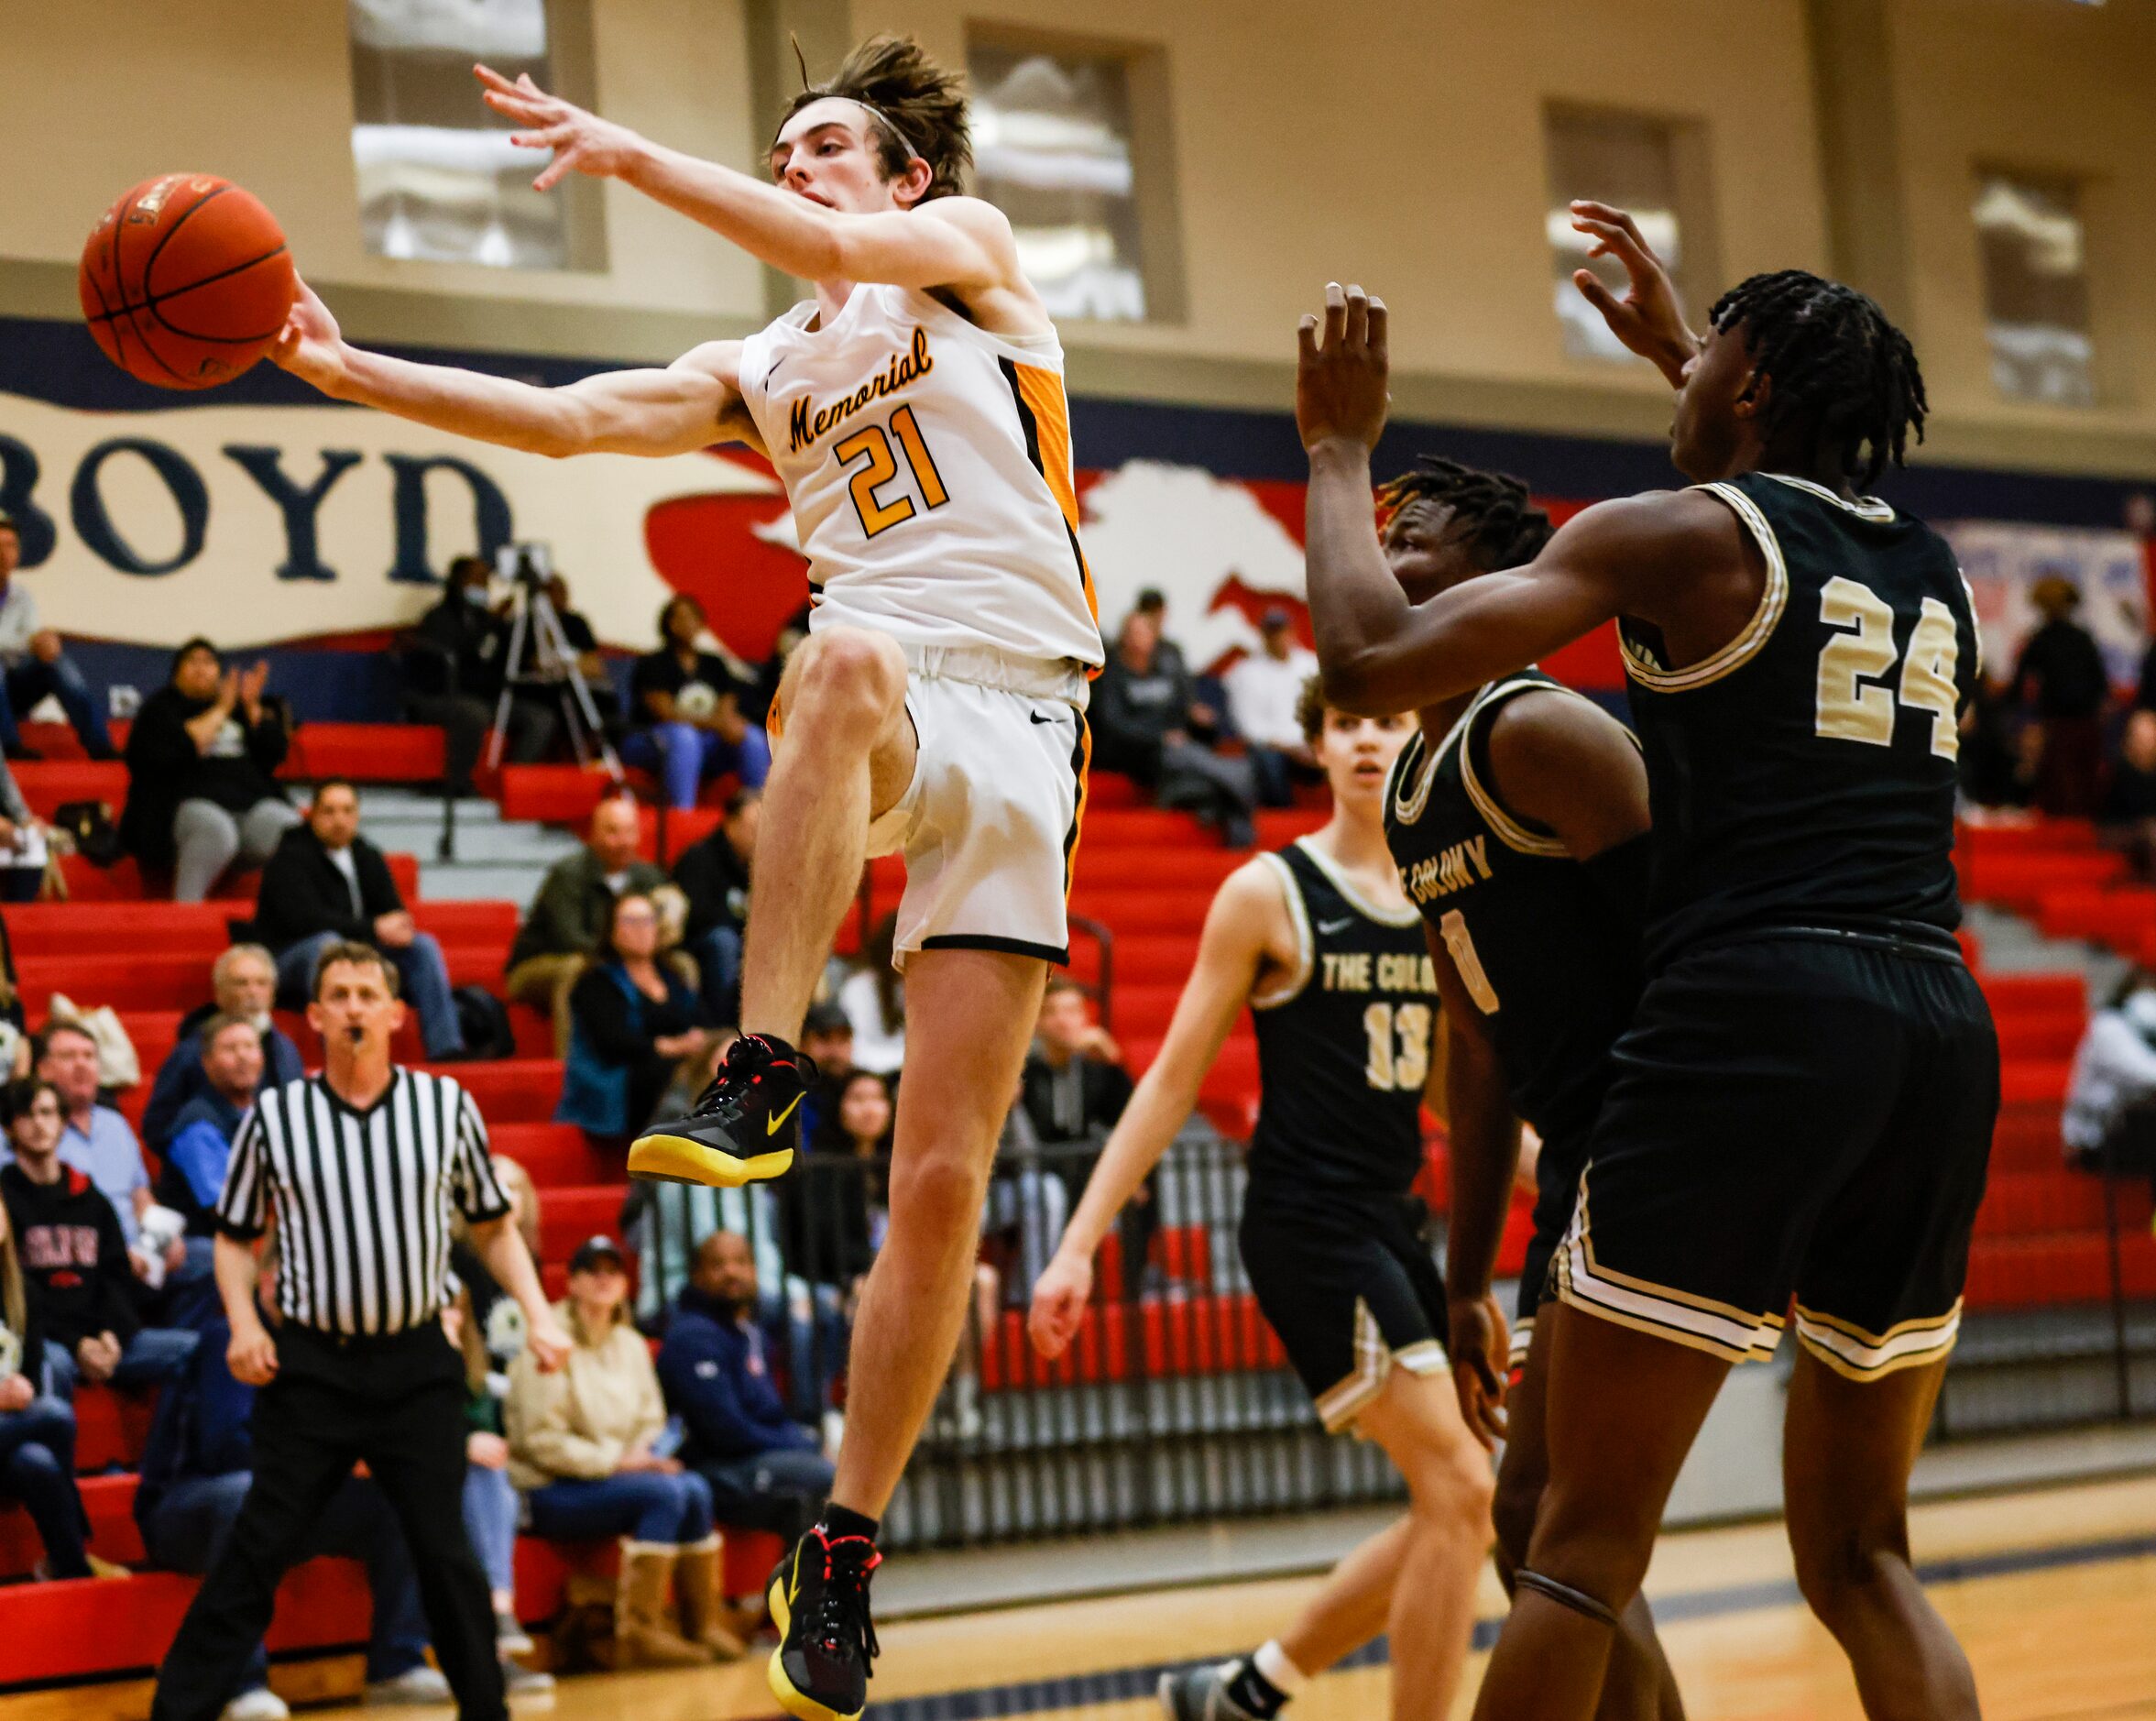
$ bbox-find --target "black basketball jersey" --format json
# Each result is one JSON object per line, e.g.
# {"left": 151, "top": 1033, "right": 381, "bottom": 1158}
{"left": 1620, "top": 472, "right": 1978, "bottom": 969}
{"left": 1246, "top": 839, "right": 1439, "bottom": 1199}
{"left": 1384, "top": 673, "right": 1643, "bottom": 1148}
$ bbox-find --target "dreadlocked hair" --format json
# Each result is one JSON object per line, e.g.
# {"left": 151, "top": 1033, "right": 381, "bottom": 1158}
{"left": 1707, "top": 269, "right": 1927, "bottom": 490}
{"left": 1375, "top": 456, "right": 1554, "bottom": 572}
{"left": 782, "top": 34, "right": 971, "bottom": 203}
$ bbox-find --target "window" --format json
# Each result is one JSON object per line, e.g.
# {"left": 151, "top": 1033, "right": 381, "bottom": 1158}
{"left": 1543, "top": 108, "right": 1709, "bottom": 365}
{"left": 348, "top": 0, "right": 600, "bottom": 269}
{"left": 969, "top": 38, "right": 1173, "bottom": 323}
{"left": 1974, "top": 170, "right": 2095, "bottom": 407}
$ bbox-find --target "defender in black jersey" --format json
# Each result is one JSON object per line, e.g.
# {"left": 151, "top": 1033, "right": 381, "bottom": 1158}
{"left": 1030, "top": 688, "right": 1492, "bottom": 1721}
{"left": 1298, "top": 209, "right": 1994, "bottom": 1721}
{"left": 1375, "top": 459, "right": 1676, "bottom": 1721}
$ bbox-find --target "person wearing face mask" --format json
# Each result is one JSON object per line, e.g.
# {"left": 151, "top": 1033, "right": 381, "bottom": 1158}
{"left": 120, "top": 641, "right": 301, "bottom": 903}
{"left": 141, "top": 946, "right": 305, "bottom": 1158}
{"left": 402, "top": 555, "right": 557, "bottom": 795}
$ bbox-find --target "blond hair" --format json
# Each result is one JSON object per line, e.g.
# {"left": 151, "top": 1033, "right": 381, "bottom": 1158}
{"left": 0, "top": 1200, "right": 25, "bottom": 1350}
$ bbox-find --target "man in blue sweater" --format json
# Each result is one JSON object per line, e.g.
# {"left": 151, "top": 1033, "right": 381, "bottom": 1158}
{"left": 656, "top": 1231, "right": 834, "bottom": 1549}
{"left": 134, "top": 1306, "right": 443, "bottom": 1718}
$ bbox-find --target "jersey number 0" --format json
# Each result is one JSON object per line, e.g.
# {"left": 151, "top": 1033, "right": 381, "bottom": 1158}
{"left": 836, "top": 405, "right": 948, "bottom": 539}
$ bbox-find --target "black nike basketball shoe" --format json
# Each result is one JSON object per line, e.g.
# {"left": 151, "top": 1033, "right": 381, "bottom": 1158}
{"left": 627, "top": 1034, "right": 811, "bottom": 1188}
{"left": 767, "top": 1526, "right": 881, "bottom": 1721}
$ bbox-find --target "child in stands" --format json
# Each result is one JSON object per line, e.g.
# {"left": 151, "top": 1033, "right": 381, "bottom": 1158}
{"left": 0, "top": 1189, "right": 95, "bottom": 1581}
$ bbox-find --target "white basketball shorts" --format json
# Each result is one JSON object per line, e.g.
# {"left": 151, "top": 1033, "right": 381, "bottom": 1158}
{"left": 864, "top": 658, "right": 1090, "bottom": 968}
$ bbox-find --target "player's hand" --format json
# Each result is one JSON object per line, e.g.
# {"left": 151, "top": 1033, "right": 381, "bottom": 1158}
{"left": 1027, "top": 1251, "right": 1093, "bottom": 1358}
{"left": 525, "top": 1305, "right": 573, "bottom": 1374}
{"left": 1296, "top": 282, "right": 1390, "bottom": 454}
{"left": 476, "top": 65, "right": 643, "bottom": 192}
{"left": 1567, "top": 202, "right": 1699, "bottom": 387}
{"left": 269, "top": 280, "right": 350, "bottom": 395}
{"left": 1447, "top": 1293, "right": 1509, "bottom": 1451}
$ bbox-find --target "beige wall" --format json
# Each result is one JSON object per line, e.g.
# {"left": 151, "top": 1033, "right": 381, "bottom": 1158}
{"left": 2, "top": 0, "right": 2151, "bottom": 475}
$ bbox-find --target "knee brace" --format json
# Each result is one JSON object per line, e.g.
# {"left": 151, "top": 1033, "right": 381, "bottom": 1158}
{"left": 1515, "top": 1567, "right": 1622, "bottom": 1629}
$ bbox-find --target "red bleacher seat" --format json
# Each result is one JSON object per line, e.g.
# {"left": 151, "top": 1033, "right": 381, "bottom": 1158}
{"left": 281, "top": 723, "right": 446, "bottom": 783}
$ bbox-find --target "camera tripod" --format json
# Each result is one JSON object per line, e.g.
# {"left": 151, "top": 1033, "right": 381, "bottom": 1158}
{"left": 486, "top": 575, "right": 622, "bottom": 779}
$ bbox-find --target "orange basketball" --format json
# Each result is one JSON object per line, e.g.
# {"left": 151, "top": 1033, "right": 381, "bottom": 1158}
{"left": 78, "top": 174, "right": 298, "bottom": 390}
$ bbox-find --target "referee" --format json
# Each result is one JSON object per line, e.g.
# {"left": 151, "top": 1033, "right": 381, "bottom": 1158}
{"left": 151, "top": 941, "right": 571, "bottom": 1721}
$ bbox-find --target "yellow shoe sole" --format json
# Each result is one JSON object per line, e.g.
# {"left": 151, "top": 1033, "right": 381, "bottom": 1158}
{"left": 626, "top": 1135, "right": 795, "bottom": 1189}
{"left": 765, "top": 1569, "right": 862, "bottom": 1721}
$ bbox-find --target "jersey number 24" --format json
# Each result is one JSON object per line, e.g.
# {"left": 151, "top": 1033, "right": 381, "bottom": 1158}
{"left": 836, "top": 405, "right": 948, "bottom": 539}
{"left": 1814, "top": 575, "right": 1960, "bottom": 760}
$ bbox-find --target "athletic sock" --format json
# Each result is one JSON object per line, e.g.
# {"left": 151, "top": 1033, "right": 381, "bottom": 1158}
{"left": 819, "top": 1504, "right": 880, "bottom": 1544}
{"left": 1222, "top": 1640, "right": 1303, "bottom": 1717}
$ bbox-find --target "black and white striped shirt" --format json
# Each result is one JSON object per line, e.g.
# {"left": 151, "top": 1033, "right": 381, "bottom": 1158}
{"left": 214, "top": 1069, "right": 511, "bottom": 1338}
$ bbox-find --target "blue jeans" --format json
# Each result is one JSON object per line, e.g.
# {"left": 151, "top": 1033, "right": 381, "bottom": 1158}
{"left": 620, "top": 723, "right": 772, "bottom": 810}
{"left": 0, "top": 1395, "right": 89, "bottom": 1577}
{"left": 0, "top": 654, "right": 113, "bottom": 755}
{"left": 143, "top": 1470, "right": 429, "bottom": 1691}
{"left": 694, "top": 1446, "right": 834, "bottom": 1547}
{"left": 523, "top": 1468, "right": 714, "bottom": 1545}
{"left": 45, "top": 1326, "right": 200, "bottom": 1400}
{"left": 462, "top": 1462, "right": 520, "bottom": 1596}
{"left": 779, "top": 1279, "right": 850, "bottom": 1421}
{"left": 691, "top": 925, "right": 743, "bottom": 1020}
{"left": 276, "top": 930, "right": 465, "bottom": 1058}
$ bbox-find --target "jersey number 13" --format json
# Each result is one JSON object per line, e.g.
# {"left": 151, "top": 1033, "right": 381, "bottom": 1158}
{"left": 1363, "top": 1002, "right": 1433, "bottom": 1092}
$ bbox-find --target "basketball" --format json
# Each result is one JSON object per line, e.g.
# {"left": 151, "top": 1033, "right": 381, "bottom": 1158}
{"left": 77, "top": 173, "right": 297, "bottom": 390}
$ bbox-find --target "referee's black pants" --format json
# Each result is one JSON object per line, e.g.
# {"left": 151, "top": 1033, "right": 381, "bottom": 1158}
{"left": 149, "top": 1324, "right": 507, "bottom": 1721}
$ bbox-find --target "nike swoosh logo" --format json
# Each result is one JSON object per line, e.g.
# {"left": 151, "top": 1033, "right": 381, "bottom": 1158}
{"left": 767, "top": 1092, "right": 803, "bottom": 1135}
{"left": 1318, "top": 916, "right": 1355, "bottom": 934}
{"left": 1030, "top": 710, "right": 1061, "bottom": 725}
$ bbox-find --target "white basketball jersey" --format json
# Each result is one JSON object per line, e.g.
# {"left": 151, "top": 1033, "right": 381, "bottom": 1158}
{"left": 737, "top": 284, "right": 1104, "bottom": 674}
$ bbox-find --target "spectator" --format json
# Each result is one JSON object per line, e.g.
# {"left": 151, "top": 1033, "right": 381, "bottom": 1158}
{"left": 253, "top": 780, "right": 466, "bottom": 1060}
{"left": 673, "top": 785, "right": 759, "bottom": 1021}
{"left": 1093, "top": 606, "right": 1257, "bottom": 848}
{"left": 141, "top": 946, "right": 303, "bottom": 1157}
{"left": 558, "top": 891, "right": 713, "bottom": 1146}
{"left": 772, "top": 1068, "right": 891, "bottom": 1418}
{"left": 2064, "top": 970, "right": 2156, "bottom": 1183}
{"left": 2011, "top": 576, "right": 2109, "bottom": 817}
{"left": 0, "top": 510, "right": 115, "bottom": 762}
{"left": 0, "top": 1077, "right": 196, "bottom": 1398}
{"left": 1020, "top": 981, "right": 1147, "bottom": 1294}
{"left": 11, "top": 1022, "right": 160, "bottom": 1265}
{"left": 1131, "top": 587, "right": 1190, "bottom": 679}
{"left": 1957, "top": 674, "right": 2029, "bottom": 813}
{"left": 506, "top": 796, "right": 670, "bottom": 1056}
{"left": 0, "top": 751, "right": 46, "bottom": 905}
{"left": 402, "top": 555, "right": 553, "bottom": 795}
{"left": 982, "top": 1094, "right": 1068, "bottom": 1312}
{"left": 541, "top": 572, "right": 620, "bottom": 724}
{"left": 743, "top": 601, "right": 810, "bottom": 729}
{"left": 153, "top": 1014, "right": 261, "bottom": 1245}
{"left": 837, "top": 914, "right": 905, "bottom": 1076}
{"left": 0, "top": 911, "right": 28, "bottom": 1080}
{"left": 134, "top": 1301, "right": 447, "bottom": 1716}
{"left": 0, "top": 1193, "right": 97, "bottom": 1582}
{"left": 658, "top": 1231, "right": 836, "bottom": 1550}
{"left": 2102, "top": 709, "right": 2156, "bottom": 876}
{"left": 1224, "top": 608, "right": 1320, "bottom": 806}
{"left": 444, "top": 1280, "right": 555, "bottom": 1696}
{"left": 506, "top": 1235, "right": 745, "bottom": 1667}
{"left": 796, "top": 1001, "right": 857, "bottom": 1146}
{"left": 118, "top": 639, "right": 300, "bottom": 902}
{"left": 623, "top": 596, "right": 772, "bottom": 813}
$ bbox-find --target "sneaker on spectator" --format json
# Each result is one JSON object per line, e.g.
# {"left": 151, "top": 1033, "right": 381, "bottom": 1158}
{"left": 495, "top": 1608, "right": 535, "bottom": 1655}
{"left": 220, "top": 1689, "right": 291, "bottom": 1721}
{"left": 363, "top": 1666, "right": 454, "bottom": 1705}
{"left": 503, "top": 1661, "right": 556, "bottom": 1702}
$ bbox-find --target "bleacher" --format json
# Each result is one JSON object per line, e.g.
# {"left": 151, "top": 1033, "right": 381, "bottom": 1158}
{"left": 0, "top": 718, "right": 2139, "bottom": 1696}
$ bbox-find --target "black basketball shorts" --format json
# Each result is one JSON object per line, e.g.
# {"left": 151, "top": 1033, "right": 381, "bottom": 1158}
{"left": 1241, "top": 1185, "right": 1450, "bottom": 1431}
{"left": 1511, "top": 1124, "right": 1593, "bottom": 1371}
{"left": 1555, "top": 930, "right": 1999, "bottom": 1380}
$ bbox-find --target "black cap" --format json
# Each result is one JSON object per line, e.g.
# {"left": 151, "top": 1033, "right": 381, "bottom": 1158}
{"left": 568, "top": 1234, "right": 626, "bottom": 1275}
{"left": 803, "top": 1000, "right": 850, "bottom": 1037}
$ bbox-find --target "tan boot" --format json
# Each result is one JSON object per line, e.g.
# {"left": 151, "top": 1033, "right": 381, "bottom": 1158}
{"left": 674, "top": 1535, "right": 749, "bottom": 1661}
{"left": 612, "top": 1540, "right": 710, "bottom": 1670}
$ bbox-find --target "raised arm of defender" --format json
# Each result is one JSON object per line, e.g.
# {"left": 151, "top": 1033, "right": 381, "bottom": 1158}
{"left": 269, "top": 280, "right": 759, "bottom": 458}
{"left": 1026, "top": 863, "right": 1286, "bottom": 1358}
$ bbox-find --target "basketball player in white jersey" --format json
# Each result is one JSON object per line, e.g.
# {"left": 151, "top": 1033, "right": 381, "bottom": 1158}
{"left": 268, "top": 38, "right": 1100, "bottom": 1718}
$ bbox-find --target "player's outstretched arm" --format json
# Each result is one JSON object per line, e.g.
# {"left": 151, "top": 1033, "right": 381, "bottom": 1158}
{"left": 1027, "top": 863, "right": 1281, "bottom": 1358}
{"left": 476, "top": 65, "right": 1021, "bottom": 297}
{"left": 1568, "top": 200, "right": 1700, "bottom": 388}
{"left": 270, "top": 280, "right": 756, "bottom": 459}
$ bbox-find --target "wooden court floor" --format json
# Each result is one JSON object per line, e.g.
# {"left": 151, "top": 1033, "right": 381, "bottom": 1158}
{"left": 36, "top": 1474, "right": 2156, "bottom": 1721}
